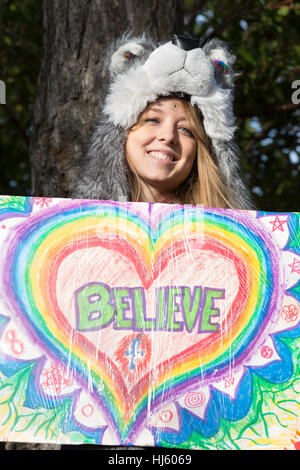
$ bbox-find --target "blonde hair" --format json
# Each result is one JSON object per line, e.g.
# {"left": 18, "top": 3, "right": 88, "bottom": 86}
{"left": 125, "top": 99, "right": 234, "bottom": 208}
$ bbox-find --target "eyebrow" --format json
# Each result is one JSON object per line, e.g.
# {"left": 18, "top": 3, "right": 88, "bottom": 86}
{"left": 146, "top": 106, "right": 163, "bottom": 113}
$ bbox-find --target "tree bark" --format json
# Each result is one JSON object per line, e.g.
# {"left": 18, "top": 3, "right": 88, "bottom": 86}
{"left": 9, "top": 0, "right": 183, "bottom": 451}
{"left": 29, "top": 0, "right": 184, "bottom": 198}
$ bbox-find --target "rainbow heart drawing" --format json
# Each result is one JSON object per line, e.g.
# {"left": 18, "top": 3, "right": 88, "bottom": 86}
{"left": 0, "top": 196, "right": 299, "bottom": 449}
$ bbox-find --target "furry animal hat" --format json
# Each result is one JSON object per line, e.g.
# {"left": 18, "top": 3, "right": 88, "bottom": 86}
{"left": 73, "top": 33, "right": 252, "bottom": 209}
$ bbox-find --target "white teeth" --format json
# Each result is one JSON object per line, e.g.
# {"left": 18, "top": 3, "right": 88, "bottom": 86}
{"left": 149, "top": 151, "right": 174, "bottom": 162}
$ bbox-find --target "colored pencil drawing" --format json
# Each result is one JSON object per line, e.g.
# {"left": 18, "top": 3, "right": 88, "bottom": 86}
{"left": 0, "top": 196, "right": 299, "bottom": 449}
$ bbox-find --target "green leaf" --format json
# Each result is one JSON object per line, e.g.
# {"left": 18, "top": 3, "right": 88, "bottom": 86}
{"left": 65, "top": 431, "right": 96, "bottom": 445}
{"left": 277, "top": 7, "right": 290, "bottom": 17}
{"left": 0, "top": 364, "right": 34, "bottom": 430}
{"left": 0, "top": 195, "right": 32, "bottom": 215}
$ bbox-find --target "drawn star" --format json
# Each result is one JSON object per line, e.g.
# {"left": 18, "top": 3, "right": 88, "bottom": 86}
{"left": 35, "top": 197, "right": 53, "bottom": 208}
{"left": 269, "top": 216, "right": 287, "bottom": 232}
{"left": 288, "top": 258, "right": 300, "bottom": 275}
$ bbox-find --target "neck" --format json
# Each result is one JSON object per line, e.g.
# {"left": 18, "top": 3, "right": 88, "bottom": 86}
{"left": 138, "top": 183, "right": 177, "bottom": 204}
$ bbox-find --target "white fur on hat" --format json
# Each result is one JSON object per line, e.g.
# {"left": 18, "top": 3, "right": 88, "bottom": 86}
{"left": 103, "top": 40, "right": 236, "bottom": 142}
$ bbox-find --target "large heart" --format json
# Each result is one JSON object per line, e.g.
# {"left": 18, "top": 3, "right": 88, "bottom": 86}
{"left": 4, "top": 201, "right": 283, "bottom": 441}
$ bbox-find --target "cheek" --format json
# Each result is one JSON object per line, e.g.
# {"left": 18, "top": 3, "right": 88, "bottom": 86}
{"left": 126, "top": 130, "right": 145, "bottom": 160}
{"left": 179, "top": 143, "right": 197, "bottom": 181}
{"left": 125, "top": 132, "right": 146, "bottom": 175}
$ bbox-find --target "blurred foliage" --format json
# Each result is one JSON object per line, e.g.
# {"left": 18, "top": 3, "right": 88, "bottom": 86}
{"left": 0, "top": 0, "right": 42, "bottom": 196}
{"left": 0, "top": 0, "right": 299, "bottom": 210}
{"left": 183, "top": 0, "right": 300, "bottom": 211}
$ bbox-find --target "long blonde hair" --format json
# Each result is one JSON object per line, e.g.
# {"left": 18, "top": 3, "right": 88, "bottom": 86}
{"left": 125, "top": 99, "right": 234, "bottom": 208}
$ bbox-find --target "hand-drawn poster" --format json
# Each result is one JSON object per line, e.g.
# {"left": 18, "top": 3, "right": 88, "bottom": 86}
{"left": 0, "top": 196, "right": 299, "bottom": 450}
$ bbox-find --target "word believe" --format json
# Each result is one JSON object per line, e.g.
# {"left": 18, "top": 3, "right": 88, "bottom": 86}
{"left": 75, "top": 282, "right": 225, "bottom": 333}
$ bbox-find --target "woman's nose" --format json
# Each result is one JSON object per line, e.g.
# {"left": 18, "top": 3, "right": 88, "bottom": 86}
{"left": 157, "top": 123, "right": 178, "bottom": 143}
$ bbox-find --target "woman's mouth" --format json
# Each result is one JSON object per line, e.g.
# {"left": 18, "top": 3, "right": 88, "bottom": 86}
{"left": 147, "top": 151, "right": 176, "bottom": 164}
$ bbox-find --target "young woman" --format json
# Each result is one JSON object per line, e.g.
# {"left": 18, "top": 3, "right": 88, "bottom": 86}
{"left": 66, "top": 33, "right": 253, "bottom": 451}
{"left": 72, "top": 34, "right": 252, "bottom": 210}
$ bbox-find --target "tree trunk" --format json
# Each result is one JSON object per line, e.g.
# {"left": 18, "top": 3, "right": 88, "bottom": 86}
{"left": 8, "top": 0, "right": 183, "bottom": 451}
{"left": 29, "top": 0, "right": 184, "bottom": 199}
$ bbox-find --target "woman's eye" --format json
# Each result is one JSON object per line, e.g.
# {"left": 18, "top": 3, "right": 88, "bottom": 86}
{"left": 145, "top": 118, "right": 159, "bottom": 123}
{"left": 179, "top": 126, "right": 194, "bottom": 137}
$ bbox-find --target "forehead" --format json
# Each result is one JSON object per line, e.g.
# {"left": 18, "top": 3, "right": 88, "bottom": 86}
{"left": 146, "top": 97, "right": 188, "bottom": 116}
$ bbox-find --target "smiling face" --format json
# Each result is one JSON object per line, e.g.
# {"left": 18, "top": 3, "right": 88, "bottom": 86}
{"left": 125, "top": 98, "right": 197, "bottom": 202}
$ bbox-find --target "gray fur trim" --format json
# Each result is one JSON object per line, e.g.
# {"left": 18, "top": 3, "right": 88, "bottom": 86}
{"left": 73, "top": 110, "right": 130, "bottom": 201}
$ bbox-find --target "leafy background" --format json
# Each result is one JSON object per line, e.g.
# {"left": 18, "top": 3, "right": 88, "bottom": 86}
{"left": 0, "top": 0, "right": 299, "bottom": 209}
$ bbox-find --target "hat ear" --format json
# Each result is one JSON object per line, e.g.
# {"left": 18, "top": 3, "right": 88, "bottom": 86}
{"left": 203, "top": 39, "right": 237, "bottom": 88}
{"left": 110, "top": 41, "right": 146, "bottom": 76}
{"left": 107, "top": 33, "right": 156, "bottom": 78}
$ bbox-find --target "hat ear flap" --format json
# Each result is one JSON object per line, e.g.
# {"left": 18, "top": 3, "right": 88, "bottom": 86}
{"left": 109, "top": 41, "right": 146, "bottom": 77}
{"left": 203, "top": 39, "right": 237, "bottom": 88}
